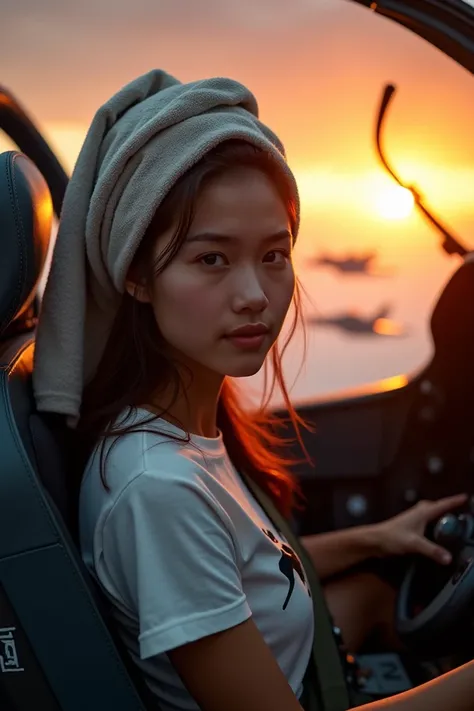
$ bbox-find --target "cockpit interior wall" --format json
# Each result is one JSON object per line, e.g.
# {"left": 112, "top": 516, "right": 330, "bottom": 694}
{"left": 346, "top": 0, "right": 474, "bottom": 73}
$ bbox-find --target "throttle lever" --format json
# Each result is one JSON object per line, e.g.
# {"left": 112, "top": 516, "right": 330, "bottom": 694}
{"left": 433, "top": 513, "right": 474, "bottom": 550}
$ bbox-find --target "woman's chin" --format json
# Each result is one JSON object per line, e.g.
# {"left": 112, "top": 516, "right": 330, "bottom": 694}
{"left": 224, "top": 358, "right": 266, "bottom": 378}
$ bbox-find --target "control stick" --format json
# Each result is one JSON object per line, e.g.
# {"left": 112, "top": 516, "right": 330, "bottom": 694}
{"left": 433, "top": 513, "right": 474, "bottom": 550}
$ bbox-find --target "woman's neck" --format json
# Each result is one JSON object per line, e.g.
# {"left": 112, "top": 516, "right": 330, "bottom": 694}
{"left": 149, "top": 401, "right": 219, "bottom": 438}
{"left": 145, "top": 368, "right": 224, "bottom": 438}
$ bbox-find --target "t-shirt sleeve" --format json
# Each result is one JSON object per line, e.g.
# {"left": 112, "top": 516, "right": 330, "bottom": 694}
{"left": 100, "top": 469, "right": 252, "bottom": 660}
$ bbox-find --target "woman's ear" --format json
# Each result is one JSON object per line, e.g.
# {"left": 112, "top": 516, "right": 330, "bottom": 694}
{"left": 125, "top": 278, "right": 151, "bottom": 304}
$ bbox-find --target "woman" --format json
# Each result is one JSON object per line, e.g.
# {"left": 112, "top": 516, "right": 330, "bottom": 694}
{"left": 33, "top": 69, "right": 472, "bottom": 711}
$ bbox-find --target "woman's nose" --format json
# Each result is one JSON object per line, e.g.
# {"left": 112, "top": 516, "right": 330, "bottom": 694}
{"left": 232, "top": 271, "right": 269, "bottom": 314}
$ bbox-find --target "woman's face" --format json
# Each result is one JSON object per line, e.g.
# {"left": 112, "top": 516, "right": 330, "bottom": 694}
{"left": 135, "top": 167, "right": 295, "bottom": 382}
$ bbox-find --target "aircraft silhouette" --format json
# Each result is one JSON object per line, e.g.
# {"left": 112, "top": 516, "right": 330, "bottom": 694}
{"left": 307, "top": 251, "right": 394, "bottom": 277}
{"left": 308, "top": 304, "right": 406, "bottom": 337}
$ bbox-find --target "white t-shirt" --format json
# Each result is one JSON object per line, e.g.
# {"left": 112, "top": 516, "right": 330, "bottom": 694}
{"left": 79, "top": 410, "right": 314, "bottom": 710}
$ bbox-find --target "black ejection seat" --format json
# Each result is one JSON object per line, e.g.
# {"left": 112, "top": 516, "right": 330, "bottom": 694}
{"left": 0, "top": 151, "right": 155, "bottom": 711}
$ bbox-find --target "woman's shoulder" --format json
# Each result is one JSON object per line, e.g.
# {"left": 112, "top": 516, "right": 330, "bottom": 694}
{"left": 82, "top": 407, "right": 227, "bottom": 504}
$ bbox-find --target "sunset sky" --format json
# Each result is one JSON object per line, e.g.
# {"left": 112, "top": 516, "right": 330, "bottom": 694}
{"left": 1, "top": 0, "right": 473, "bottom": 400}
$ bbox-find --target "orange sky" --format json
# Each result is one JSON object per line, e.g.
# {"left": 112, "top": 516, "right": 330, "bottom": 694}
{"left": 1, "top": 0, "right": 473, "bottom": 397}
{"left": 10, "top": 2, "right": 470, "bottom": 244}
{"left": 2, "top": 1, "right": 472, "bottom": 216}
{"left": 2, "top": 0, "right": 472, "bottom": 273}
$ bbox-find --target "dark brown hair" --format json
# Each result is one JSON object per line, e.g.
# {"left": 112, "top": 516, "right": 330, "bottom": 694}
{"left": 78, "top": 140, "right": 310, "bottom": 519}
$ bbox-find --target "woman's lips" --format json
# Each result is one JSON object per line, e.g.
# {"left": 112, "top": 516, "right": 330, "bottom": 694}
{"left": 225, "top": 333, "right": 267, "bottom": 350}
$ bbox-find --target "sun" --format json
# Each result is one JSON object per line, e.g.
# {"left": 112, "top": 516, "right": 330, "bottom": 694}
{"left": 374, "top": 185, "right": 415, "bottom": 220}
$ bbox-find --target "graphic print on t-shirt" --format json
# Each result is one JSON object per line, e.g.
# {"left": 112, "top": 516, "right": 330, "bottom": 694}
{"left": 262, "top": 529, "right": 312, "bottom": 610}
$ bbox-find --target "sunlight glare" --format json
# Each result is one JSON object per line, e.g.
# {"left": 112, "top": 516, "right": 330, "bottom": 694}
{"left": 42, "top": 122, "right": 87, "bottom": 173}
{"left": 375, "top": 185, "right": 415, "bottom": 220}
{"left": 373, "top": 318, "right": 405, "bottom": 336}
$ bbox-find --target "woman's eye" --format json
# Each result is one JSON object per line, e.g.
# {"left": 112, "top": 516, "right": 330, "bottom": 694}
{"left": 264, "top": 249, "right": 290, "bottom": 264}
{"left": 199, "top": 253, "right": 227, "bottom": 267}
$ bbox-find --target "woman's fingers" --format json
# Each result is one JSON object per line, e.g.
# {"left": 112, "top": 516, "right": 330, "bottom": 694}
{"left": 415, "top": 494, "right": 468, "bottom": 523}
{"left": 409, "top": 494, "right": 469, "bottom": 564}
{"left": 411, "top": 535, "right": 452, "bottom": 565}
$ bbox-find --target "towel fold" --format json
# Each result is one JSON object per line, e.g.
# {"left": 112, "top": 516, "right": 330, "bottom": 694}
{"left": 32, "top": 69, "right": 299, "bottom": 424}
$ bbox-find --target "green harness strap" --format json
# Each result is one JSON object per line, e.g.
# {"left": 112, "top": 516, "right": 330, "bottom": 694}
{"left": 241, "top": 474, "right": 351, "bottom": 711}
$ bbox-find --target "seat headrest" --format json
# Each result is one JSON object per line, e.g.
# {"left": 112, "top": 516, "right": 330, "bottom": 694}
{"left": 0, "top": 151, "right": 53, "bottom": 337}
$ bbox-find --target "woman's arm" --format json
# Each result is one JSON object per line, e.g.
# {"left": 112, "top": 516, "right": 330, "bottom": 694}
{"left": 301, "top": 494, "right": 467, "bottom": 581}
{"left": 169, "top": 617, "right": 305, "bottom": 711}
{"left": 169, "top": 616, "right": 474, "bottom": 711}
{"left": 363, "top": 661, "right": 474, "bottom": 711}
{"left": 300, "top": 527, "right": 380, "bottom": 580}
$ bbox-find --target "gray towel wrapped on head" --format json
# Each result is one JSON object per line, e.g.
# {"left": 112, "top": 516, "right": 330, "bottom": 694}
{"left": 32, "top": 69, "right": 300, "bottom": 425}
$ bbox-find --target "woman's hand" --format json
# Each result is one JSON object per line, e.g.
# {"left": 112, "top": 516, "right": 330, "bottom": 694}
{"left": 375, "top": 494, "right": 468, "bottom": 565}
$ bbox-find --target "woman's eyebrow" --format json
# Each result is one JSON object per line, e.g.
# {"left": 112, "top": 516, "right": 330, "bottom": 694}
{"left": 185, "top": 229, "right": 292, "bottom": 244}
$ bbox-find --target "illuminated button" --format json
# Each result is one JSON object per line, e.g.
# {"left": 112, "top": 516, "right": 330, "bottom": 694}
{"left": 346, "top": 494, "right": 368, "bottom": 518}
